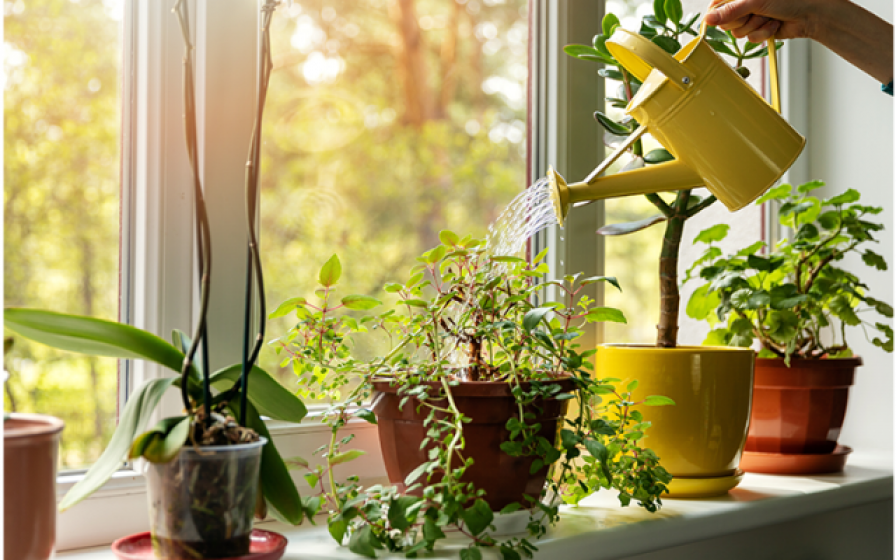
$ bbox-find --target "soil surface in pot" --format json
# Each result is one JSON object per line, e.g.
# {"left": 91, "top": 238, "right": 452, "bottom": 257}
{"left": 372, "top": 376, "right": 576, "bottom": 511}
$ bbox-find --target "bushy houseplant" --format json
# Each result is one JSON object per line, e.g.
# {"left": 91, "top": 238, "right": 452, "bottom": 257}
{"left": 4, "top": 1, "right": 308, "bottom": 555}
{"left": 686, "top": 181, "right": 893, "bottom": 361}
{"left": 563, "top": 0, "right": 782, "bottom": 347}
{"left": 270, "top": 231, "right": 673, "bottom": 559}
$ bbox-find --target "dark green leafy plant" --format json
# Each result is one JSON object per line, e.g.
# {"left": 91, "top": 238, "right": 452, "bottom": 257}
{"left": 686, "top": 181, "right": 893, "bottom": 363}
{"left": 3, "top": 0, "right": 309, "bottom": 528}
{"left": 563, "top": 0, "right": 782, "bottom": 348}
{"left": 271, "top": 231, "right": 673, "bottom": 558}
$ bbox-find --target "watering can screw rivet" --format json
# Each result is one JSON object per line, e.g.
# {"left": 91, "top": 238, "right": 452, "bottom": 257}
{"left": 681, "top": 77, "right": 691, "bottom": 85}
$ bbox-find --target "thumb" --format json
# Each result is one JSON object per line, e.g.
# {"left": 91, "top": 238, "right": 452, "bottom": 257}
{"left": 704, "top": 0, "right": 756, "bottom": 26}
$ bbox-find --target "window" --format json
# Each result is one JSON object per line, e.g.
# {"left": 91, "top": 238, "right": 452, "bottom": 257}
{"left": 258, "top": 0, "right": 530, "bottom": 388}
{"left": 4, "top": 0, "right": 124, "bottom": 471}
{"left": 14, "top": 0, "right": 809, "bottom": 551}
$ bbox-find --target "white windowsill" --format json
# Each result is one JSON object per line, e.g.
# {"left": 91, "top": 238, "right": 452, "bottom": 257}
{"left": 58, "top": 450, "right": 893, "bottom": 560}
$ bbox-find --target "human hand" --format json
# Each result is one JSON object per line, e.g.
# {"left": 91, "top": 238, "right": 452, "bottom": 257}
{"left": 703, "top": 0, "right": 818, "bottom": 43}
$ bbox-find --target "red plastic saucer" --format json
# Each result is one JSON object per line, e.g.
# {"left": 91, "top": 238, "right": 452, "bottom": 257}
{"left": 111, "top": 529, "right": 287, "bottom": 560}
{"left": 740, "top": 444, "right": 853, "bottom": 475}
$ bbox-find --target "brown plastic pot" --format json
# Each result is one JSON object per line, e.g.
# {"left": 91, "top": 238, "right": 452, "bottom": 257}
{"left": 4, "top": 413, "right": 64, "bottom": 560}
{"left": 746, "top": 357, "right": 860, "bottom": 455}
{"left": 372, "top": 376, "right": 575, "bottom": 511}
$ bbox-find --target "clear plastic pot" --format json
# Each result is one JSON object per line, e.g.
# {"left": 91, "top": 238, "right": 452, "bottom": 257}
{"left": 145, "top": 437, "right": 266, "bottom": 559}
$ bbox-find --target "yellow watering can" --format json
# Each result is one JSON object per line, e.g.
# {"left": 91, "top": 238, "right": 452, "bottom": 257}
{"left": 549, "top": 25, "right": 805, "bottom": 226}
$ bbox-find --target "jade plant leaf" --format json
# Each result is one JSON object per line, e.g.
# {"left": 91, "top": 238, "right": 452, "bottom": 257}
{"left": 596, "top": 215, "right": 667, "bottom": 236}
{"left": 210, "top": 364, "right": 307, "bottom": 424}
{"left": 4, "top": 308, "right": 187, "bottom": 374}
{"left": 59, "top": 376, "right": 178, "bottom": 511}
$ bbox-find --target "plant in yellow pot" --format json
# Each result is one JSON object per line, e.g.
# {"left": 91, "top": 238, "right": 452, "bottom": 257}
{"left": 562, "top": 1, "right": 793, "bottom": 496}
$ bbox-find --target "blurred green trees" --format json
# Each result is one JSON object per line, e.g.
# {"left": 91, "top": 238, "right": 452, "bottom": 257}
{"left": 4, "top": 0, "right": 122, "bottom": 469}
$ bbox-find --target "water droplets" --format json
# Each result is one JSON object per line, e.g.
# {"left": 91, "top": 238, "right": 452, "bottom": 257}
{"left": 485, "top": 176, "right": 559, "bottom": 257}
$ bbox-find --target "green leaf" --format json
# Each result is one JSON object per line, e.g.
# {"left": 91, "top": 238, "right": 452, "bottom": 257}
{"left": 584, "top": 438, "right": 609, "bottom": 461}
{"left": 694, "top": 224, "right": 730, "bottom": 244}
{"left": 304, "top": 473, "right": 319, "bottom": 488}
{"left": 829, "top": 295, "right": 862, "bottom": 326}
{"left": 388, "top": 496, "right": 420, "bottom": 531}
{"left": 664, "top": 0, "right": 683, "bottom": 25}
{"left": 462, "top": 499, "right": 494, "bottom": 536}
{"left": 797, "top": 180, "right": 825, "bottom": 193}
{"left": 594, "top": 111, "right": 631, "bottom": 135}
{"left": 644, "top": 395, "right": 675, "bottom": 406}
{"left": 328, "top": 518, "right": 348, "bottom": 544}
{"left": 331, "top": 449, "right": 366, "bottom": 465}
{"left": 423, "top": 516, "right": 446, "bottom": 541}
{"left": 341, "top": 295, "right": 381, "bottom": 310}
{"left": 644, "top": 149, "right": 675, "bottom": 163}
{"left": 319, "top": 254, "right": 342, "bottom": 287}
{"left": 59, "top": 377, "right": 176, "bottom": 511}
{"left": 355, "top": 408, "right": 378, "bottom": 424}
{"left": 597, "top": 215, "right": 667, "bottom": 236}
{"left": 747, "top": 254, "right": 773, "bottom": 271}
{"left": 686, "top": 285, "right": 720, "bottom": 320}
{"left": 500, "top": 547, "right": 522, "bottom": 560}
{"left": 138, "top": 416, "right": 190, "bottom": 463}
{"left": 404, "top": 462, "right": 430, "bottom": 486}
{"left": 704, "top": 26, "right": 729, "bottom": 41}
{"left": 736, "top": 241, "right": 766, "bottom": 256}
{"left": 755, "top": 184, "right": 792, "bottom": 205}
{"left": 651, "top": 35, "right": 681, "bottom": 54}
{"left": 523, "top": 307, "right": 552, "bottom": 332}
{"left": 746, "top": 290, "right": 771, "bottom": 309}
{"left": 4, "top": 308, "right": 187, "bottom": 374}
{"left": 461, "top": 547, "right": 483, "bottom": 560}
{"left": 824, "top": 189, "right": 861, "bottom": 206}
{"left": 239, "top": 401, "right": 304, "bottom": 525}
{"left": 767, "top": 310, "right": 799, "bottom": 343}
{"left": 268, "top": 297, "right": 308, "bottom": 319}
{"left": 770, "top": 285, "right": 809, "bottom": 310}
{"left": 602, "top": 13, "right": 621, "bottom": 37}
{"left": 580, "top": 276, "right": 623, "bottom": 291}
{"left": 210, "top": 364, "right": 307, "bottom": 423}
{"left": 653, "top": 0, "right": 667, "bottom": 24}
{"left": 439, "top": 230, "right": 460, "bottom": 246}
{"left": 348, "top": 525, "right": 382, "bottom": 558}
{"left": 586, "top": 307, "right": 627, "bottom": 324}
{"left": 703, "top": 328, "right": 731, "bottom": 346}
{"left": 598, "top": 68, "right": 624, "bottom": 80}
{"left": 867, "top": 297, "right": 894, "bottom": 318}
{"left": 863, "top": 250, "right": 888, "bottom": 271}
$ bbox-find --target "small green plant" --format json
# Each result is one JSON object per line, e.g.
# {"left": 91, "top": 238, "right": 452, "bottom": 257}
{"left": 272, "top": 231, "right": 673, "bottom": 559}
{"left": 686, "top": 181, "right": 893, "bottom": 363}
{"left": 563, "top": 1, "right": 781, "bottom": 348}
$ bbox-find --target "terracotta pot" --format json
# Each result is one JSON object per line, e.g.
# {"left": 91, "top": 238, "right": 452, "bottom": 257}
{"left": 596, "top": 345, "right": 754, "bottom": 497}
{"left": 746, "top": 357, "right": 860, "bottom": 455}
{"left": 4, "top": 413, "right": 64, "bottom": 560}
{"left": 372, "top": 377, "right": 575, "bottom": 511}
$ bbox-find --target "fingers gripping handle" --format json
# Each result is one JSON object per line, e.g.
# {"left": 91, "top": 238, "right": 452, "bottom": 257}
{"left": 701, "top": 0, "right": 782, "bottom": 114}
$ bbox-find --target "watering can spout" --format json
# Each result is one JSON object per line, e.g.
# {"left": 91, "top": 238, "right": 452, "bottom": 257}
{"left": 548, "top": 161, "right": 704, "bottom": 227}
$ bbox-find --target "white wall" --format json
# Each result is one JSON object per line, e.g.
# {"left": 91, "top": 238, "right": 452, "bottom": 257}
{"left": 806, "top": 0, "right": 894, "bottom": 452}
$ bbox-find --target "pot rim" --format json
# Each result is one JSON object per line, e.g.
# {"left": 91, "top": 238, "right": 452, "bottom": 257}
{"left": 4, "top": 412, "right": 64, "bottom": 439}
{"left": 598, "top": 343, "right": 755, "bottom": 355}
{"left": 755, "top": 356, "right": 864, "bottom": 369}
{"left": 372, "top": 373, "right": 577, "bottom": 397}
{"left": 175, "top": 436, "right": 268, "bottom": 456}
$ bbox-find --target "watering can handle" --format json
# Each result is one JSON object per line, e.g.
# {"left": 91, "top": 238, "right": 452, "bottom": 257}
{"left": 605, "top": 30, "right": 696, "bottom": 91}
{"left": 699, "top": 0, "right": 782, "bottom": 113}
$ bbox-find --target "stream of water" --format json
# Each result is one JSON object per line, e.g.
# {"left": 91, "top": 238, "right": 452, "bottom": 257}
{"left": 485, "top": 176, "right": 558, "bottom": 257}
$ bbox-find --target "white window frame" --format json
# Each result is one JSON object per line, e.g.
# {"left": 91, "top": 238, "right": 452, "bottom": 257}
{"left": 54, "top": 0, "right": 809, "bottom": 551}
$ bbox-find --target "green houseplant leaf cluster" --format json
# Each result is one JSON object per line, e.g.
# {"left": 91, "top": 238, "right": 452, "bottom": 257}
{"left": 686, "top": 181, "right": 893, "bottom": 362}
{"left": 271, "top": 231, "right": 673, "bottom": 558}
{"left": 562, "top": 0, "right": 781, "bottom": 348}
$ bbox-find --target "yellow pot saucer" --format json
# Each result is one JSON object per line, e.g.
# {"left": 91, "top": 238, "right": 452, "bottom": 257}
{"left": 664, "top": 470, "right": 745, "bottom": 498}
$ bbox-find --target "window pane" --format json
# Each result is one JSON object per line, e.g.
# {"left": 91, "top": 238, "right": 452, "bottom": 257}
{"left": 259, "top": 0, "right": 529, "bottom": 388}
{"left": 4, "top": 0, "right": 122, "bottom": 470}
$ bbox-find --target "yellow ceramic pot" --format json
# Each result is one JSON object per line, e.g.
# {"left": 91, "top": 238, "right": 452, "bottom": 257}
{"left": 595, "top": 345, "right": 754, "bottom": 497}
